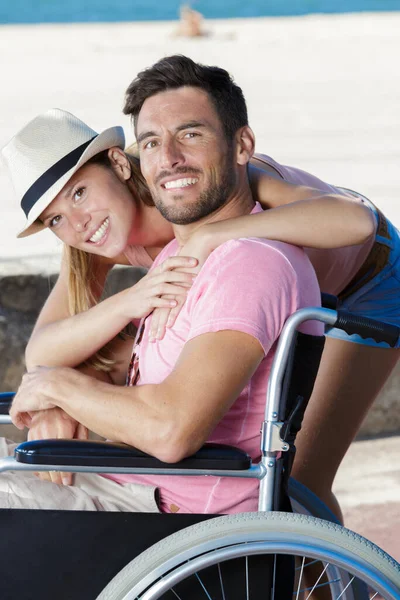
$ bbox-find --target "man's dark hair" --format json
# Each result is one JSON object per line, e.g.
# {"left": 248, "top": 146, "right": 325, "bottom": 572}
{"left": 123, "top": 55, "right": 248, "bottom": 142}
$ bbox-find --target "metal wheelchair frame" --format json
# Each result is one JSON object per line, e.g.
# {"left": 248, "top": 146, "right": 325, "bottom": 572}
{"left": 0, "top": 306, "right": 399, "bottom": 599}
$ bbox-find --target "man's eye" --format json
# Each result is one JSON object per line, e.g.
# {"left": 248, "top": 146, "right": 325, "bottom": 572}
{"left": 73, "top": 187, "right": 85, "bottom": 202}
{"left": 143, "top": 140, "right": 158, "bottom": 150}
{"left": 49, "top": 215, "right": 62, "bottom": 228}
{"left": 184, "top": 132, "right": 199, "bottom": 139}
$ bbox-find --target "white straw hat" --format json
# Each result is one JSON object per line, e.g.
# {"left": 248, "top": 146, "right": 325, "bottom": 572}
{"left": 1, "top": 108, "right": 125, "bottom": 237}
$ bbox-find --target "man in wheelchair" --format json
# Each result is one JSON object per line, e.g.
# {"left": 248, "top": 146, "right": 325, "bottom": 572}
{"left": 4, "top": 55, "right": 322, "bottom": 514}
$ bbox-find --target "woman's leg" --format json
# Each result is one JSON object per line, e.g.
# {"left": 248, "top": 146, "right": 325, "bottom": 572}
{"left": 291, "top": 337, "right": 399, "bottom": 522}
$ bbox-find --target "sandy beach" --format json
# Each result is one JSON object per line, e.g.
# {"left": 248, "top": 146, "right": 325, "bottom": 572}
{"left": 1, "top": 11, "right": 400, "bottom": 261}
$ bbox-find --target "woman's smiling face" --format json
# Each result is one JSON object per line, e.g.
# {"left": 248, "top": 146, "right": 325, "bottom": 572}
{"left": 39, "top": 150, "right": 137, "bottom": 259}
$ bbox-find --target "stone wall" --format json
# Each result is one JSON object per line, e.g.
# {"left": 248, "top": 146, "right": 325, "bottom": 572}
{"left": 0, "top": 264, "right": 145, "bottom": 393}
{"left": 1, "top": 264, "right": 399, "bottom": 438}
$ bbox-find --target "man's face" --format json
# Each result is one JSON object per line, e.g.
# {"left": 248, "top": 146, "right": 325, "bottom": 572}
{"left": 136, "top": 86, "right": 236, "bottom": 224}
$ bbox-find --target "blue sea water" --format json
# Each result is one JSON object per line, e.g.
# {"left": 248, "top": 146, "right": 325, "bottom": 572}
{"left": 1, "top": 0, "right": 400, "bottom": 24}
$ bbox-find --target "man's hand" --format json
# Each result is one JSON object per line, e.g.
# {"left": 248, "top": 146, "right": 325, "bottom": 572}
{"left": 28, "top": 408, "right": 88, "bottom": 485}
{"left": 10, "top": 366, "right": 61, "bottom": 430}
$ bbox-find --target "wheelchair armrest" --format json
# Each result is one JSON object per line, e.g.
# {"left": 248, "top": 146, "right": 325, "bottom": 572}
{"left": 15, "top": 439, "right": 252, "bottom": 470}
{"left": 0, "top": 392, "right": 14, "bottom": 415}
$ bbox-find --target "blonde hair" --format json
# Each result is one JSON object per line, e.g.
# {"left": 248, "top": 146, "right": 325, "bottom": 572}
{"left": 65, "top": 151, "right": 152, "bottom": 372}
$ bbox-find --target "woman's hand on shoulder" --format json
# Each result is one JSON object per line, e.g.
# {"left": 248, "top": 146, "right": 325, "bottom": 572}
{"left": 177, "top": 226, "right": 216, "bottom": 272}
{"left": 148, "top": 228, "right": 215, "bottom": 341}
{"left": 121, "top": 256, "right": 198, "bottom": 324}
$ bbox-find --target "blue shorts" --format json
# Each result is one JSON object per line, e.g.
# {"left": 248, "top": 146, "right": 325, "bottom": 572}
{"left": 325, "top": 199, "right": 400, "bottom": 348}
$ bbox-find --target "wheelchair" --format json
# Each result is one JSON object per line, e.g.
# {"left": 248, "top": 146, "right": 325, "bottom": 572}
{"left": 1, "top": 299, "right": 399, "bottom": 600}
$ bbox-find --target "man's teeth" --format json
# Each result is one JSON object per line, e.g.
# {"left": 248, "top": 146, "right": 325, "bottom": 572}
{"left": 164, "top": 178, "right": 198, "bottom": 190}
{"left": 89, "top": 218, "right": 109, "bottom": 243}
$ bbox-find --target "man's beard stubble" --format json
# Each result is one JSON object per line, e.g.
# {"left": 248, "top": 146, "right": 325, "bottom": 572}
{"left": 151, "top": 152, "right": 236, "bottom": 225}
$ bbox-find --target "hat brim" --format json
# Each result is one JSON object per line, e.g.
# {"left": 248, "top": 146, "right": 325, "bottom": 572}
{"left": 17, "top": 125, "right": 125, "bottom": 238}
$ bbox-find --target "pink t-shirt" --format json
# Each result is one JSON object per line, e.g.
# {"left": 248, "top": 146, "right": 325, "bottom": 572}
{"left": 253, "top": 154, "right": 375, "bottom": 294}
{"left": 123, "top": 245, "right": 153, "bottom": 269}
{"left": 105, "top": 204, "right": 322, "bottom": 514}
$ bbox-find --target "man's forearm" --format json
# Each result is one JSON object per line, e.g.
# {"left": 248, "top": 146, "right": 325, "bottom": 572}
{"left": 12, "top": 330, "right": 264, "bottom": 464}
{"left": 49, "top": 368, "right": 175, "bottom": 459}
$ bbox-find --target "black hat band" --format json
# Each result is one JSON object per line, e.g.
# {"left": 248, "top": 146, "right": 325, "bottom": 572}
{"left": 21, "top": 136, "right": 97, "bottom": 218}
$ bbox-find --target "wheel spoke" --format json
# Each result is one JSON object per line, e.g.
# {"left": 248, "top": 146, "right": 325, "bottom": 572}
{"left": 294, "top": 578, "right": 341, "bottom": 595}
{"left": 217, "top": 563, "right": 226, "bottom": 600}
{"left": 297, "top": 559, "right": 319, "bottom": 570}
{"left": 245, "top": 556, "right": 249, "bottom": 600}
{"left": 271, "top": 554, "right": 277, "bottom": 600}
{"left": 335, "top": 576, "right": 355, "bottom": 599}
{"left": 194, "top": 573, "right": 213, "bottom": 600}
{"left": 304, "top": 562, "right": 329, "bottom": 600}
{"left": 295, "top": 556, "right": 305, "bottom": 600}
{"left": 169, "top": 585, "right": 184, "bottom": 600}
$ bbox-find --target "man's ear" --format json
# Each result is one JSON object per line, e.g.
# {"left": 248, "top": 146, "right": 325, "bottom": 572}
{"left": 235, "top": 126, "right": 255, "bottom": 166}
{"left": 108, "top": 147, "right": 132, "bottom": 181}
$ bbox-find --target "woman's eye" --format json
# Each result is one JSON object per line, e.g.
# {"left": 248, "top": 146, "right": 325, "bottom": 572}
{"left": 49, "top": 215, "right": 62, "bottom": 228}
{"left": 73, "top": 187, "right": 85, "bottom": 202}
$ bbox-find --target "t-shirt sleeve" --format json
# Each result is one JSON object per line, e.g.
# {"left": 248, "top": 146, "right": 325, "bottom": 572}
{"left": 186, "top": 238, "right": 302, "bottom": 355}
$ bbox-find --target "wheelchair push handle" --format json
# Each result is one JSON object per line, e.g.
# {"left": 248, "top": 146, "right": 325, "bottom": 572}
{"left": 334, "top": 310, "right": 399, "bottom": 347}
{"left": 265, "top": 305, "right": 400, "bottom": 426}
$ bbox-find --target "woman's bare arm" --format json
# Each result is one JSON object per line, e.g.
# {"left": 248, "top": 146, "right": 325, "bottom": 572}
{"left": 25, "top": 253, "right": 117, "bottom": 370}
{"left": 25, "top": 253, "right": 197, "bottom": 370}
{"left": 246, "top": 162, "right": 376, "bottom": 247}
{"left": 179, "top": 167, "right": 375, "bottom": 262}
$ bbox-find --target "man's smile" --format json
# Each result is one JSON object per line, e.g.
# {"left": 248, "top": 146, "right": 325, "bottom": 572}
{"left": 162, "top": 177, "right": 199, "bottom": 190}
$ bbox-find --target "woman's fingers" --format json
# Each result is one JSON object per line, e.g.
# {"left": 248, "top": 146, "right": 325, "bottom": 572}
{"left": 151, "top": 269, "right": 196, "bottom": 288}
{"left": 35, "top": 472, "right": 52, "bottom": 483}
{"left": 145, "top": 260, "right": 198, "bottom": 331}
{"left": 156, "top": 256, "right": 198, "bottom": 273}
{"left": 149, "top": 305, "right": 172, "bottom": 341}
{"left": 34, "top": 471, "right": 72, "bottom": 485}
{"left": 166, "top": 302, "right": 182, "bottom": 329}
{"left": 28, "top": 408, "right": 80, "bottom": 486}
{"left": 151, "top": 297, "right": 178, "bottom": 308}
{"left": 51, "top": 470, "right": 72, "bottom": 485}
{"left": 149, "top": 292, "right": 190, "bottom": 341}
{"left": 76, "top": 422, "right": 89, "bottom": 440}
{"left": 126, "top": 257, "right": 197, "bottom": 321}
{"left": 11, "top": 410, "right": 30, "bottom": 430}
{"left": 153, "top": 282, "right": 191, "bottom": 297}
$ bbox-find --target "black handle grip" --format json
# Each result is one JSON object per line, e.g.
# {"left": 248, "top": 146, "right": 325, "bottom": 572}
{"left": 321, "top": 293, "right": 338, "bottom": 310}
{"left": 334, "top": 311, "right": 399, "bottom": 347}
{"left": 0, "top": 392, "right": 14, "bottom": 415}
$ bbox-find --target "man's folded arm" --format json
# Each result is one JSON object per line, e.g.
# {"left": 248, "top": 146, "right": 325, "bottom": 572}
{"left": 49, "top": 329, "right": 265, "bottom": 463}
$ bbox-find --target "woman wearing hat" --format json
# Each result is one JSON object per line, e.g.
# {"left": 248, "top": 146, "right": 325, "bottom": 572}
{"left": 2, "top": 108, "right": 399, "bottom": 521}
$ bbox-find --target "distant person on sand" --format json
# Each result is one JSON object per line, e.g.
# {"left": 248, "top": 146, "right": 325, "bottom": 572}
{"left": 175, "top": 4, "right": 205, "bottom": 37}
